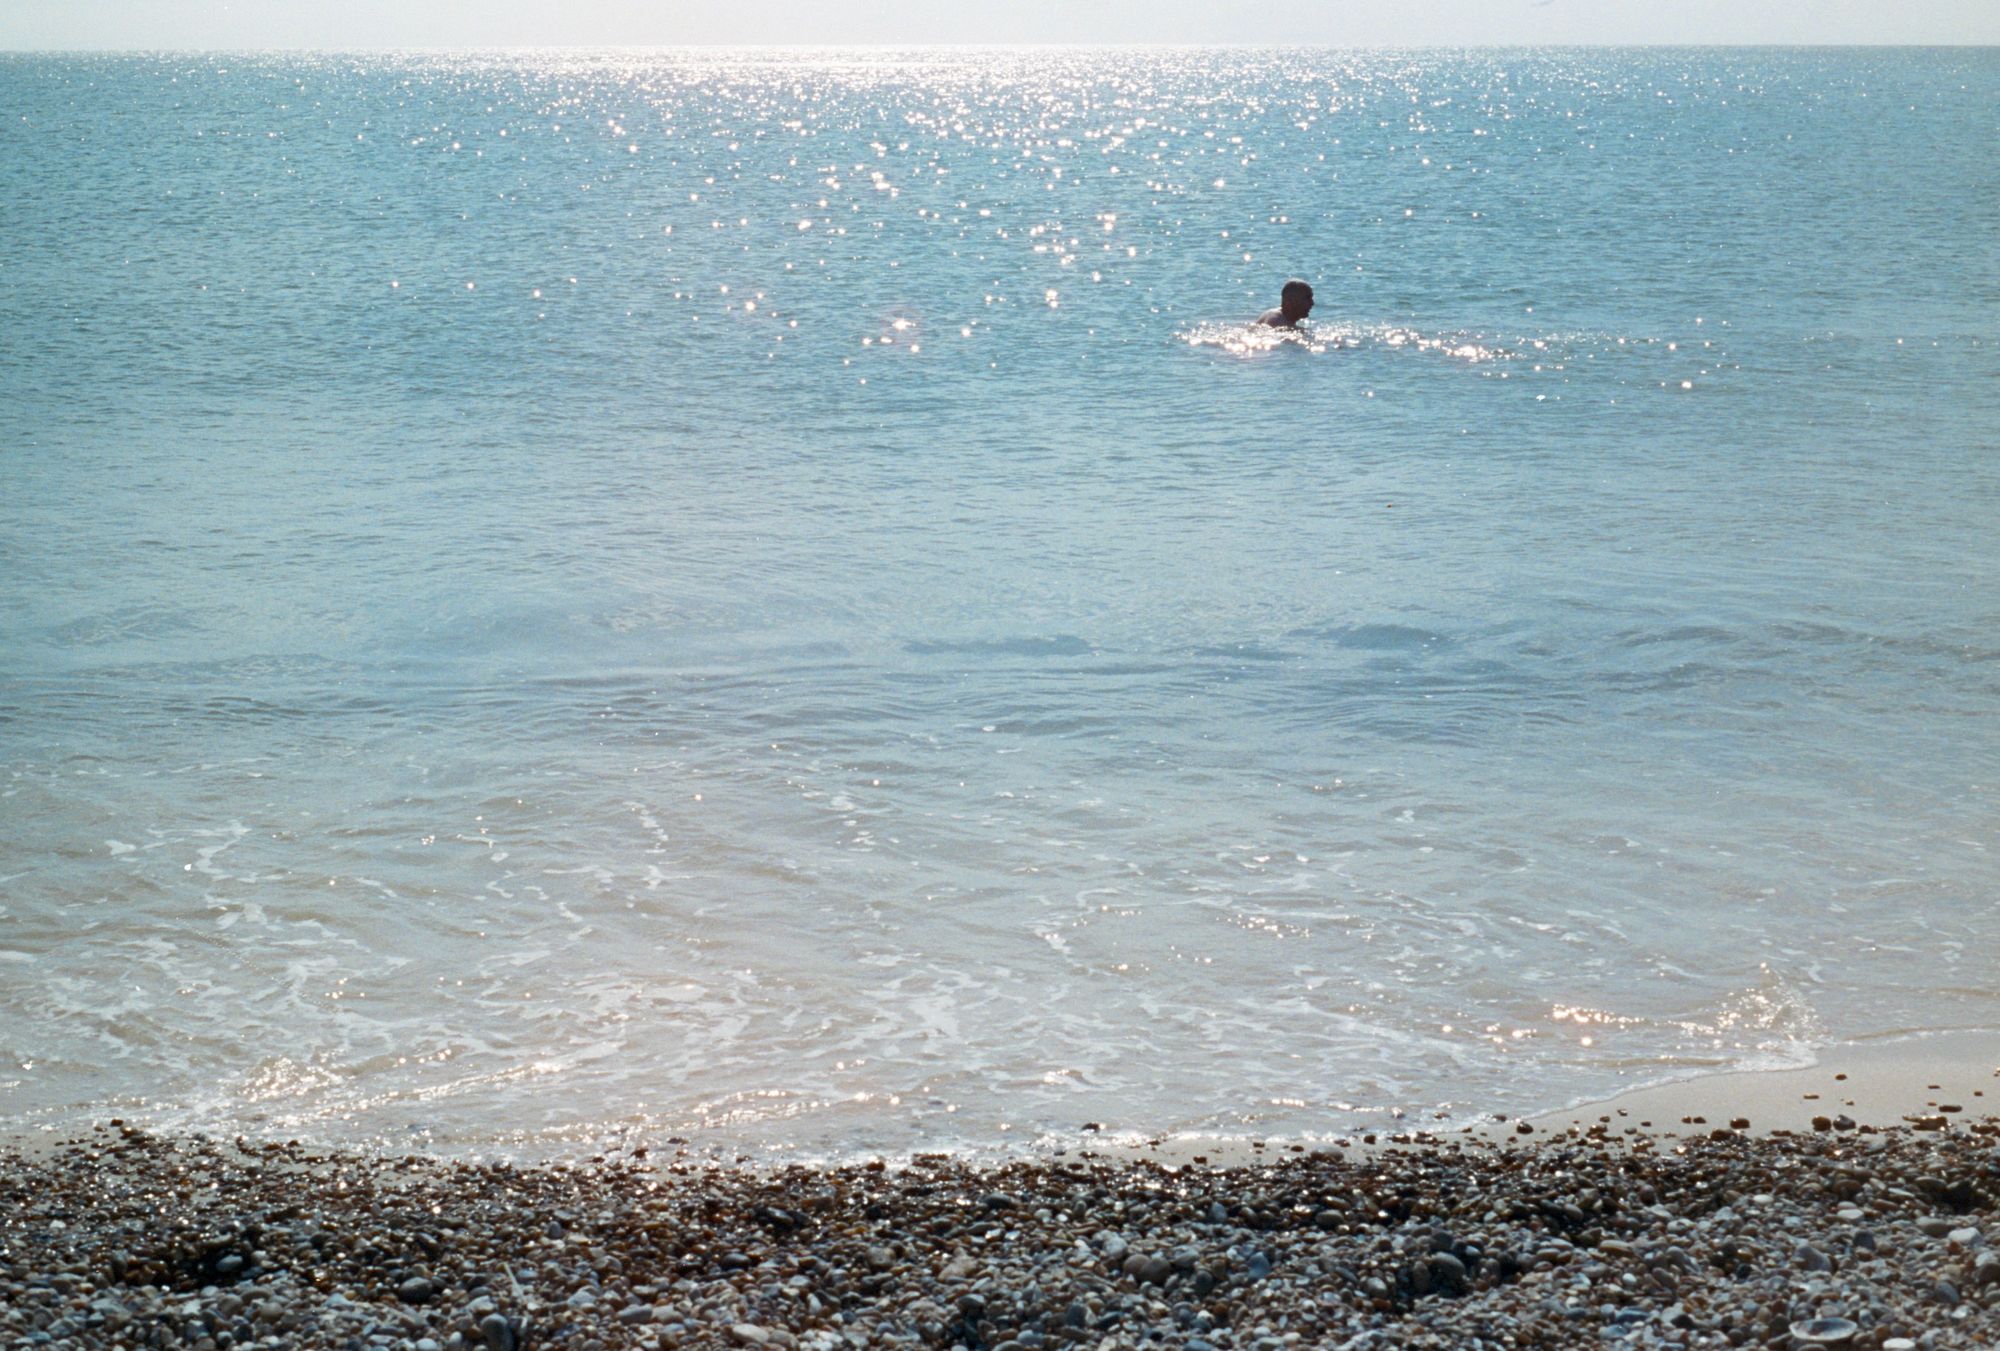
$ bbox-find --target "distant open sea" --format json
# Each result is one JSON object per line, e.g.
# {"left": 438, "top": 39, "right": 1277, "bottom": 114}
{"left": 1, "top": 47, "right": 1994, "bottom": 1160}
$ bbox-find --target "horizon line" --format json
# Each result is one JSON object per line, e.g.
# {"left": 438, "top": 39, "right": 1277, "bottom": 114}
{"left": 5, "top": 39, "right": 1998, "bottom": 54}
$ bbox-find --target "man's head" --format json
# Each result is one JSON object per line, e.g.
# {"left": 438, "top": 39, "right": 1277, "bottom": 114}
{"left": 1280, "top": 280, "right": 1314, "bottom": 321}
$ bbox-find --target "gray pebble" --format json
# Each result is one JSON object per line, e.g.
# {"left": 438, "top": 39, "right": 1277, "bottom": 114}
{"left": 480, "top": 1313, "right": 515, "bottom": 1351}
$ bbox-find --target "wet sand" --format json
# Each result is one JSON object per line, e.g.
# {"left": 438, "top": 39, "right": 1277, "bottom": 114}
{"left": 1527, "top": 1030, "right": 1996, "bottom": 1140}
{"left": 1062, "top": 1030, "right": 2000, "bottom": 1169}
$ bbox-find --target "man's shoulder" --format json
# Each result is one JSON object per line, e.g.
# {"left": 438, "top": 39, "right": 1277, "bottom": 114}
{"left": 1257, "top": 309, "right": 1292, "bottom": 328}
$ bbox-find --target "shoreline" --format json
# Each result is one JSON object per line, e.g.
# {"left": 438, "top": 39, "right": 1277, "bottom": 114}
{"left": 4, "top": 1033, "right": 1997, "bottom": 1349}
{"left": 7, "top": 1030, "right": 1993, "bottom": 1172}
{"left": 1073, "top": 1029, "right": 1999, "bottom": 1170}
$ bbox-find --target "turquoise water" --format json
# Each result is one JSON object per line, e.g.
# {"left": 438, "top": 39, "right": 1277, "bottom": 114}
{"left": 2, "top": 48, "right": 1995, "bottom": 1158}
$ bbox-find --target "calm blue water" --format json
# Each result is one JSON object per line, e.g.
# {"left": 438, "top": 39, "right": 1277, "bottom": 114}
{"left": 2, "top": 48, "right": 1995, "bottom": 1158}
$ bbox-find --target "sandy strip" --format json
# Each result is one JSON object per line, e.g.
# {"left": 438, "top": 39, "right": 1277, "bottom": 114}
{"left": 1525, "top": 1030, "right": 1998, "bottom": 1142}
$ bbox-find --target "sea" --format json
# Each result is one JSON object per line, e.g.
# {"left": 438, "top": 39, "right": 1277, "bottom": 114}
{"left": 1, "top": 47, "right": 1995, "bottom": 1161}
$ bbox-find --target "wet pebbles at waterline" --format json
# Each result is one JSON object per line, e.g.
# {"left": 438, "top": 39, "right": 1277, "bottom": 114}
{"left": 4, "top": 1120, "right": 1998, "bottom": 1350}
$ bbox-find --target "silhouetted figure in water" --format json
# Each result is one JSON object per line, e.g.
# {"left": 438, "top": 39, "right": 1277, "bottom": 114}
{"left": 1259, "top": 279, "right": 1314, "bottom": 329}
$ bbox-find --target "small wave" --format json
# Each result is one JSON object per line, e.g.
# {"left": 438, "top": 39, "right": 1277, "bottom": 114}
{"left": 905, "top": 634, "right": 1095, "bottom": 659}
{"left": 1668, "top": 967, "right": 1827, "bottom": 1065}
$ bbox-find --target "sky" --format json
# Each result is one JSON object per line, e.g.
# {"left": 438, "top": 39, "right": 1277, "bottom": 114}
{"left": 2, "top": 0, "right": 1996, "bottom": 50}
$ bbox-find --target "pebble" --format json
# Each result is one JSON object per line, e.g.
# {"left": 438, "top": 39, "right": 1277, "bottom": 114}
{"left": 479, "top": 1312, "right": 514, "bottom": 1351}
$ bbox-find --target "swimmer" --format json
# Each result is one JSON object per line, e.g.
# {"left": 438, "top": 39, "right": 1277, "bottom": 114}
{"left": 1258, "top": 279, "right": 1314, "bottom": 329}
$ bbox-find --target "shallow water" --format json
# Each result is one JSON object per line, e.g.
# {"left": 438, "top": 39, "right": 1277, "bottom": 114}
{"left": 1, "top": 47, "right": 1995, "bottom": 1159}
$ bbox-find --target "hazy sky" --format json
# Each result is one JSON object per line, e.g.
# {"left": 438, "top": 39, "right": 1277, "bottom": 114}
{"left": 3, "top": 0, "right": 1996, "bottom": 50}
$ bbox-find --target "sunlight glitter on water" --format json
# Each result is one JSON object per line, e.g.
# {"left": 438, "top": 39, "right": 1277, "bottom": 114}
{"left": 0, "top": 47, "right": 1995, "bottom": 1160}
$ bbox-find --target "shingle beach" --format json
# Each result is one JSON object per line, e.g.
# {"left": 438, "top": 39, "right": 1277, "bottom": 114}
{"left": 5, "top": 1108, "right": 1997, "bottom": 1351}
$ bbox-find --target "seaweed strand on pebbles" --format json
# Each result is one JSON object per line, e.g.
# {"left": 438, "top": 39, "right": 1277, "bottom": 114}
{"left": 3, "top": 1119, "right": 1998, "bottom": 1350}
